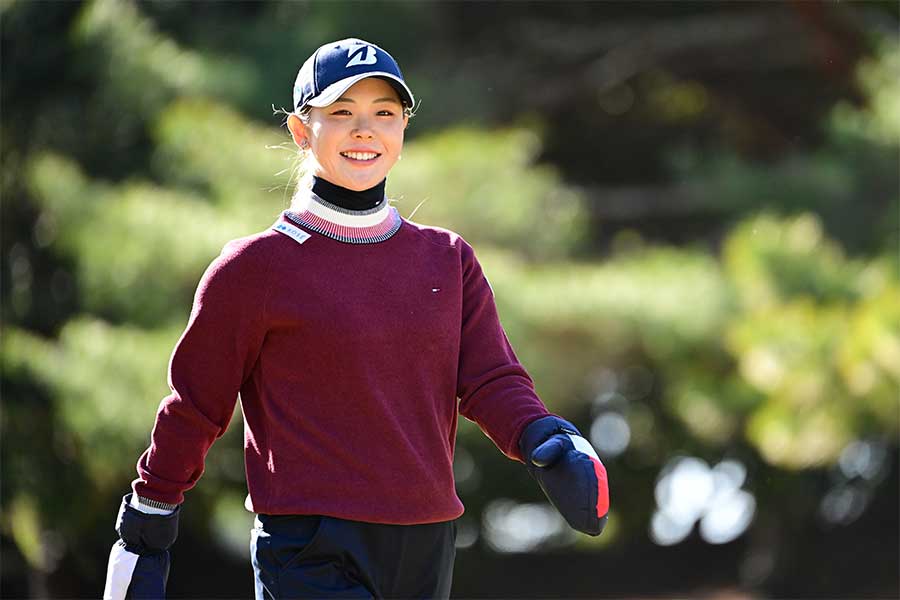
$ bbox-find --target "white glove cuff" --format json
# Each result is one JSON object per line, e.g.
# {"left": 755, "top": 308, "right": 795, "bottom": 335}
{"left": 130, "top": 493, "right": 176, "bottom": 515}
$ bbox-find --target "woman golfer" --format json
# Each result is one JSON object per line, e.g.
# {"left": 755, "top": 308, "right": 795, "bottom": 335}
{"left": 104, "top": 38, "right": 609, "bottom": 600}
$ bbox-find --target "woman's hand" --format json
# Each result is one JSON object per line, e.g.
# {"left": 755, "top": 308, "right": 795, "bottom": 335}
{"left": 103, "top": 494, "right": 180, "bottom": 599}
{"left": 519, "top": 416, "right": 610, "bottom": 536}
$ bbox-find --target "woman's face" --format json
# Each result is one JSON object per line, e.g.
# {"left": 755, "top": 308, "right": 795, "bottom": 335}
{"left": 296, "top": 77, "right": 409, "bottom": 191}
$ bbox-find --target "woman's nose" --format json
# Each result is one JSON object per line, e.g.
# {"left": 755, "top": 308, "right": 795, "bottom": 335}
{"left": 352, "top": 117, "right": 374, "bottom": 139}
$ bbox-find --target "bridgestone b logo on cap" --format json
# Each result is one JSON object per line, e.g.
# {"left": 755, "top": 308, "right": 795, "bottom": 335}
{"left": 346, "top": 43, "right": 377, "bottom": 67}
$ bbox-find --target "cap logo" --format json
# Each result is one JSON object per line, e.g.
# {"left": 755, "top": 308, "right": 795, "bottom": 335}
{"left": 346, "top": 43, "right": 377, "bottom": 67}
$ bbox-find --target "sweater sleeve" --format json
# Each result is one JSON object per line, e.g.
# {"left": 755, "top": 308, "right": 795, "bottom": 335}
{"left": 131, "top": 238, "right": 273, "bottom": 506}
{"left": 456, "top": 240, "right": 550, "bottom": 462}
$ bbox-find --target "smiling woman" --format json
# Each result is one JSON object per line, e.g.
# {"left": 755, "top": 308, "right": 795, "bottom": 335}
{"left": 287, "top": 77, "right": 409, "bottom": 192}
{"left": 102, "top": 37, "right": 609, "bottom": 600}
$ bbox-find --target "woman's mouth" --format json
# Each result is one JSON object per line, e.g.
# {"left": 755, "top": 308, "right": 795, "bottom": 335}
{"left": 340, "top": 151, "right": 381, "bottom": 163}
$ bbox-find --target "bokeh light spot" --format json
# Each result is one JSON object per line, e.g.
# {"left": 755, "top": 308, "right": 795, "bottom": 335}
{"left": 590, "top": 412, "right": 631, "bottom": 457}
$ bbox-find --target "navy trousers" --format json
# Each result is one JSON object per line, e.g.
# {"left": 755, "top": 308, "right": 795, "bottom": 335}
{"left": 251, "top": 514, "right": 456, "bottom": 599}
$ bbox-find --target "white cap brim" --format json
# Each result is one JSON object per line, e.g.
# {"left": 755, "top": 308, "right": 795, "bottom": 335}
{"left": 306, "top": 72, "right": 414, "bottom": 108}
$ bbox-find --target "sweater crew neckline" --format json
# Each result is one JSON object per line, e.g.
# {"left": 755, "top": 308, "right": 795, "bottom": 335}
{"left": 284, "top": 189, "right": 402, "bottom": 245}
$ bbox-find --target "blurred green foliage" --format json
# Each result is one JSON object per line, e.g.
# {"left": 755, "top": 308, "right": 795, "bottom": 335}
{"left": 4, "top": 321, "right": 177, "bottom": 481}
{"left": 2, "top": 1, "right": 897, "bottom": 597}
{"left": 725, "top": 215, "right": 899, "bottom": 468}
{"left": 73, "top": 0, "right": 255, "bottom": 121}
{"left": 391, "top": 128, "right": 587, "bottom": 259}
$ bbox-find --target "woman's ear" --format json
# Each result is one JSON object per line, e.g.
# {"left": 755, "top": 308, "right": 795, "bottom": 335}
{"left": 287, "top": 114, "right": 309, "bottom": 149}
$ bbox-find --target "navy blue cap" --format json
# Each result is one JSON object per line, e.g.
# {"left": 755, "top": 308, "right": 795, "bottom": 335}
{"left": 293, "top": 38, "right": 415, "bottom": 112}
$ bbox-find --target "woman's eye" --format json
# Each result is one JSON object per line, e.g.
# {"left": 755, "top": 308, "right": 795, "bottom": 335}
{"left": 377, "top": 110, "right": 395, "bottom": 117}
{"left": 331, "top": 109, "right": 351, "bottom": 116}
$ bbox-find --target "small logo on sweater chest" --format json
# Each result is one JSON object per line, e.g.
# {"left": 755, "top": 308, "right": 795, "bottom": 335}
{"left": 272, "top": 222, "right": 311, "bottom": 245}
{"left": 431, "top": 287, "right": 441, "bottom": 293}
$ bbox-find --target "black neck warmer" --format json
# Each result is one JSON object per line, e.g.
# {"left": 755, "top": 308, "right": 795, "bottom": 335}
{"left": 312, "top": 176, "right": 386, "bottom": 212}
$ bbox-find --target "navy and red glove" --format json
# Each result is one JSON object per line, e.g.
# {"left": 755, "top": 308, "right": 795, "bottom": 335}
{"left": 103, "top": 493, "right": 180, "bottom": 599}
{"left": 519, "top": 416, "right": 610, "bottom": 536}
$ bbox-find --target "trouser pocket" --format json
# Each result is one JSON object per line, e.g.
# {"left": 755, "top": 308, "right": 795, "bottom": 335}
{"left": 252, "top": 515, "right": 373, "bottom": 599}
{"left": 252, "top": 514, "right": 329, "bottom": 599}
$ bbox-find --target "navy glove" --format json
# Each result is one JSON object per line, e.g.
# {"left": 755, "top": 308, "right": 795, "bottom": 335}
{"left": 103, "top": 493, "right": 180, "bottom": 599}
{"left": 519, "top": 416, "right": 609, "bottom": 536}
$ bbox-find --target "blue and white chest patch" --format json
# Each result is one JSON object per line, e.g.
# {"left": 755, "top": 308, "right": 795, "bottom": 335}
{"left": 272, "top": 221, "right": 311, "bottom": 245}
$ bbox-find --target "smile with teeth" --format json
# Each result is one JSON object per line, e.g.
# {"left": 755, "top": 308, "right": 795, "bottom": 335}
{"left": 341, "top": 151, "right": 380, "bottom": 161}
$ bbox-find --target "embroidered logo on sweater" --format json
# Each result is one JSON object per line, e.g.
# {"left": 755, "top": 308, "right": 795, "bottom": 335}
{"left": 272, "top": 221, "right": 311, "bottom": 245}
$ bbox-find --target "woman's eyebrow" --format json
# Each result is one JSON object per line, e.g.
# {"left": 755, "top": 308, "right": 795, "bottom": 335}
{"left": 333, "top": 97, "right": 401, "bottom": 104}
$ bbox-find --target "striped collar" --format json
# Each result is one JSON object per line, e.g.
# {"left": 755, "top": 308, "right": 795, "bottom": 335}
{"left": 284, "top": 189, "right": 402, "bottom": 244}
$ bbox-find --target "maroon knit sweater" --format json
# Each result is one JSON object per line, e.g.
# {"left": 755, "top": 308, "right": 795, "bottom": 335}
{"left": 132, "top": 191, "right": 550, "bottom": 524}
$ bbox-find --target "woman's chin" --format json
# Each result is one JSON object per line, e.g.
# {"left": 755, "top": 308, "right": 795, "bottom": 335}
{"left": 316, "top": 171, "right": 383, "bottom": 192}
